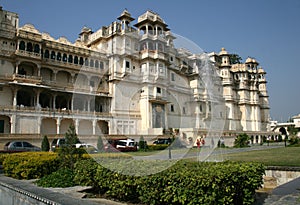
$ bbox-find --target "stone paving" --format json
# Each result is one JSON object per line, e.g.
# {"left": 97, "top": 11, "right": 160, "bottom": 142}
{"left": 254, "top": 176, "right": 300, "bottom": 205}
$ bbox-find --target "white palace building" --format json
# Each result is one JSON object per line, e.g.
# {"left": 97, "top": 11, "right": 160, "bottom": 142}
{"left": 0, "top": 7, "right": 274, "bottom": 146}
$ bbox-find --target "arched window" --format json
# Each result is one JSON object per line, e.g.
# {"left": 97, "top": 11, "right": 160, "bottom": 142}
{"left": 90, "top": 59, "right": 94, "bottom": 67}
{"left": 62, "top": 53, "right": 67, "bottom": 62}
{"left": 139, "top": 26, "right": 146, "bottom": 35}
{"left": 50, "top": 51, "right": 56, "bottom": 60}
{"left": 79, "top": 57, "right": 84, "bottom": 65}
{"left": 100, "top": 61, "right": 104, "bottom": 69}
{"left": 148, "top": 26, "right": 154, "bottom": 35}
{"left": 140, "top": 42, "right": 147, "bottom": 50}
{"left": 19, "top": 41, "right": 25, "bottom": 50}
{"left": 95, "top": 60, "right": 99, "bottom": 68}
{"left": 157, "top": 43, "right": 163, "bottom": 52}
{"left": 26, "top": 42, "right": 33, "bottom": 52}
{"left": 157, "top": 27, "right": 163, "bottom": 36}
{"left": 57, "top": 52, "right": 61, "bottom": 61}
{"left": 148, "top": 42, "right": 154, "bottom": 50}
{"left": 44, "top": 50, "right": 49, "bottom": 58}
{"left": 84, "top": 58, "right": 89, "bottom": 66}
{"left": 34, "top": 44, "right": 40, "bottom": 53}
{"left": 68, "top": 55, "right": 73, "bottom": 63}
{"left": 74, "top": 56, "right": 78, "bottom": 64}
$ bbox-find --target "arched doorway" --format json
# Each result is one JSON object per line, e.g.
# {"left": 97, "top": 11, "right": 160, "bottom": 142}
{"left": 97, "top": 120, "right": 109, "bottom": 134}
{"left": 0, "top": 115, "right": 11, "bottom": 133}
{"left": 41, "top": 118, "right": 56, "bottom": 135}
{"left": 17, "top": 89, "right": 34, "bottom": 107}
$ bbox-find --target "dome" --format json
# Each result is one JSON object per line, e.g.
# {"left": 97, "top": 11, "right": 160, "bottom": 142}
{"left": 219, "top": 47, "right": 228, "bottom": 55}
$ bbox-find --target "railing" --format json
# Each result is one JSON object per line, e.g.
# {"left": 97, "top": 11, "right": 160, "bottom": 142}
{"left": 15, "top": 50, "right": 41, "bottom": 59}
{"left": 0, "top": 105, "right": 112, "bottom": 117}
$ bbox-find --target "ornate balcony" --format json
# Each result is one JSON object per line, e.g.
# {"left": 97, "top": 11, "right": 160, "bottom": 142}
{"left": 12, "top": 74, "right": 42, "bottom": 84}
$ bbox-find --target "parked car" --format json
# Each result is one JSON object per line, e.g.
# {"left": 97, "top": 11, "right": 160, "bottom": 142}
{"left": 116, "top": 139, "right": 138, "bottom": 152}
{"left": 50, "top": 138, "right": 66, "bottom": 151}
{"left": 153, "top": 138, "right": 172, "bottom": 145}
{"left": 75, "top": 143, "right": 99, "bottom": 153}
{"left": 4, "top": 141, "right": 41, "bottom": 152}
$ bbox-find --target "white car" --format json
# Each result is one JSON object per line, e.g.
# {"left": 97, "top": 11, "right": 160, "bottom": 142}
{"left": 75, "top": 143, "right": 98, "bottom": 153}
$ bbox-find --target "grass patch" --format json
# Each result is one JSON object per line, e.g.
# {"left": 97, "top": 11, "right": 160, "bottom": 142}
{"left": 223, "top": 147, "right": 300, "bottom": 167}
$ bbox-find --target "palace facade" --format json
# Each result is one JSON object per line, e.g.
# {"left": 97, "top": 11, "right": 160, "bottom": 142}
{"left": 0, "top": 7, "right": 271, "bottom": 144}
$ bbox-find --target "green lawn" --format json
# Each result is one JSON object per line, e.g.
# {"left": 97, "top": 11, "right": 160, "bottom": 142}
{"left": 222, "top": 147, "right": 300, "bottom": 167}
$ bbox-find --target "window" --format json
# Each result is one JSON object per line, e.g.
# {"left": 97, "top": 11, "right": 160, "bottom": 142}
{"left": 74, "top": 56, "right": 78, "bottom": 64}
{"left": 44, "top": 50, "right": 49, "bottom": 58}
{"left": 183, "top": 107, "right": 186, "bottom": 114}
{"left": 90, "top": 81, "right": 95, "bottom": 87}
{"left": 157, "top": 87, "right": 161, "bottom": 94}
{"left": 19, "top": 41, "right": 25, "bottom": 50}
{"left": 126, "top": 61, "right": 130, "bottom": 68}
{"left": 0, "top": 86, "right": 3, "bottom": 91}
{"left": 26, "top": 42, "right": 33, "bottom": 52}
{"left": 0, "top": 120, "right": 4, "bottom": 133}
{"left": 95, "top": 60, "right": 99, "bottom": 68}
{"left": 79, "top": 57, "right": 84, "bottom": 65}
{"left": 90, "top": 59, "right": 94, "bottom": 67}
{"left": 170, "top": 104, "right": 174, "bottom": 112}
{"left": 171, "top": 73, "right": 175, "bottom": 81}
{"left": 199, "top": 104, "right": 202, "bottom": 112}
{"left": 34, "top": 44, "right": 40, "bottom": 53}
{"left": 100, "top": 61, "right": 104, "bottom": 69}
{"left": 68, "top": 55, "right": 73, "bottom": 63}
{"left": 85, "top": 58, "right": 89, "bottom": 66}
{"left": 62, "top": 53, "right": 67, "bottom": 62}
{"left": 57, "top": 52, "right": 61, "bottom": 61}
{"left": 50, "top": 51, "right": 56, "bottom": 60}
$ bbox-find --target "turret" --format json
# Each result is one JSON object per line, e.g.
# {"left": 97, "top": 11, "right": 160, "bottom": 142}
{"left": 117, "top": 9, "right": 135, "bottom": 32}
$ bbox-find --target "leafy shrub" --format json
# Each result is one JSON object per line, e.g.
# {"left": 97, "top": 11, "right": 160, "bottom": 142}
{"left": 0, "top": 153, "right": 8, "bottom": 165}
{"left": 73, "top": 158, "right": 99, "bottom": 187}
{"left": 3, "top": 152, "right": 59, "bottom": 179}
{"left": 35, "top": 168, "right": 76, "bottom": 188}
{"left": 234, "top": 133, "right": 250, "bottom": 148}
{"left": 289, "top": 136, "right": 300, "bottom": 145}
{"left": 74, "top": 159, "right": 265, "bottom": 205}
{"left": 41, "top": 135, "right": 50, "bottom": 151}
{"left": 147, "top": 144, "right": 169, "bottom": 151}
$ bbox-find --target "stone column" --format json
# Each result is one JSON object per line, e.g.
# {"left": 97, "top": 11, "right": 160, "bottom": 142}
{"left": 10, "top": 114, "right": 16, "bottom": 134}
{"left": 12, "top": 87, "right": 18, "bottom": 108}
{"left": 75, "top": 119, "right": 79, "bottom": 135}
{"left": 15, "top": 61, "right": 20, "bottom": 75}
{"left": 37, "top": 116, "right": 41, "bottom": 134}
{"left": 35, "top": 89, "right": 41, "bottom": 109}
{"left": 92, "top": 119, "right": 97, "bottom": 135}
{"left": 37, "top": 64, "right": 41, "bottom": 77}
{"left": 56, "top": 117, "right": 61, "bottom": 135}
{"left": 52, "top": 94, "right": 57, "bottom": 110}
{"left": 52, "top": 71, "right": 57, "bottom": 82}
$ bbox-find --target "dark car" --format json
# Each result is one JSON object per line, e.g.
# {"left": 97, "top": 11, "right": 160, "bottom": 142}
{"left": 153, "top": 138, "right": 172, "bottom": 145}
{"left": 4, "top": 141, "right": 41, "bottom": 152}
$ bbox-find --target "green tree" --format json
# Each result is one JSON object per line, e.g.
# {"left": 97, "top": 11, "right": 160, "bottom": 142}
{"left": 229, "top": 54, "right": 242, "bottom": 64}
{"left": 234, "top": 133, "right": 250, "bottom": 148}
{"left": 41, "top": 135, "right": 50, "bottom": 151}
{"left": 97, "top": 136, "right": 104, "bottom": 152}
{"left": 58, "top": 123, "right": 83, "bottom": 170}
{"left": 139, "top": 136, "right": 147, "bottom": 151}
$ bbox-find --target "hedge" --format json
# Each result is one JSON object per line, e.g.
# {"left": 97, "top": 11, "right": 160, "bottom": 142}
{"left": 74, "top": 159, "right": 265, "bottom": 205}
{"left": 2, "top": 152, "right": 60, "bottom": 179}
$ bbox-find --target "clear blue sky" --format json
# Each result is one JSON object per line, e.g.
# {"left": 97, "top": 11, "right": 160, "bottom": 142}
{"left": 1, "top": 0, "right": 299, "bottom": 122}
